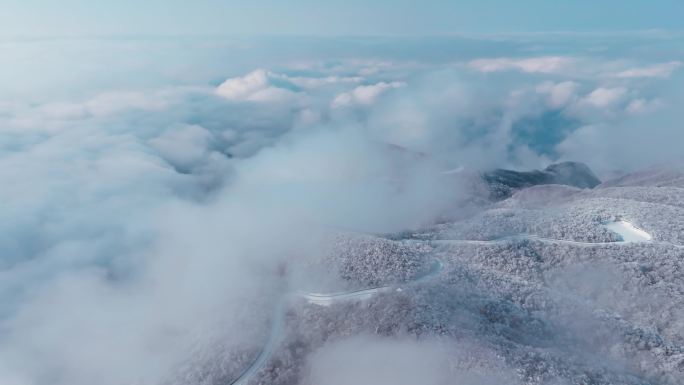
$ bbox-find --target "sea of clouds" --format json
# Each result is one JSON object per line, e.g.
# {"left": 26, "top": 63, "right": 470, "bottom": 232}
{"left": 0, "top": 34, "right": 683, "bottom": 385}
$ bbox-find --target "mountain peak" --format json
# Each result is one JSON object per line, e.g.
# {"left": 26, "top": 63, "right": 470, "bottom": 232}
{"left": 483, "top": 161, "right": 601, "bottom": 200}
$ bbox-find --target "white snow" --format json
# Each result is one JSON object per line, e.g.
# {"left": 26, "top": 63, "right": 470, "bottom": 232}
{"left": 605, "top": 220, "right": 653, "bottom": 243}
{"left": 440, "top": 166, "right": 464, "bottom": 175}
{"left": 299, "top": 261, "right": 443, "bottom": 307}
{"left": 300, "top": 287, "right": 391, "bottom": 307}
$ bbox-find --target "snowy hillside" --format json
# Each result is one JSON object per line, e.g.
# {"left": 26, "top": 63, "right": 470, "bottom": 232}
{"left": 172, "top": 165, "right": 684, "bottom": 385}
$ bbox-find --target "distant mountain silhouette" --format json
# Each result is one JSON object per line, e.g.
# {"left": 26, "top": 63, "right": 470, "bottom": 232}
{"left": 483, "top": 161, "right": 601, "bottom": 200}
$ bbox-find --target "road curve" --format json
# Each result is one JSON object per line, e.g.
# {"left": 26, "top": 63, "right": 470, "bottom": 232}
{"left": 227, "top": 260, "right": 443, "bottom": 384}
{"left": 229, "top": 301, "right": 285, "bottom": 385}
{"left": 226, "top": 221, "right": 678, "bottom": 385}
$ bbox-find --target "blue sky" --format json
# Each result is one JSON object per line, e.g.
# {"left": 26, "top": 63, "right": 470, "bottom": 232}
{"left": 1, "top": 0, "right": 683, "bottom": 37}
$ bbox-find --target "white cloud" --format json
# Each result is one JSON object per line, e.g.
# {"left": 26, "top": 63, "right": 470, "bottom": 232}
{"left": 536, "top": 82, "right": 661, "bottom": 118}
{"left": 304, "top": 336, "right": 515, "bottom": 385}
{"left": 305, "top": 337, "right": 451, "bottom": 385}
{"left": 289, "top": 58, "right": 394, "bottom": 77}
{"left": 615, "top": 61, "right": 682, "bottom": 78}
{"left": 215, "top": 69, "right": 299, "bottom": 102}
{"left": 536, "top": 81, "right": 579, "bottom": 108}
{"left": 557, "top": 98, "right": 684, "bottom": 174}
{"left": 469, "top": 57, "right": 683, "bottom": 82}
{"left": 331, "top": 81, "right": 405, "bottom": 108}
{"left": 149, "top": 125, "right": 213, "bottom": 170}
{"left": 468, "top": 56, "right": 575, "bottom": 74}
{"left": 84, "top": 90, "right": 176, "bottom": 116}
{"left": 580, "top": 87, "right": 628, "bottom": 108}
{"left": 296, "top": 108, "right": 322, "bottom": 126}
{"left": 23, "top": 89, "right": 188, "bottom": 126}
{"left": 625, "top": 98, "right": 663, "bottom": 115}
{"left": 275, "top": 74, "right": 363, "bottom": 89}
{"left": 3, "top": 36, "right": 684, "bottom": 385}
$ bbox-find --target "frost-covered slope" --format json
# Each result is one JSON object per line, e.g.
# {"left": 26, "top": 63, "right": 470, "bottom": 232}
{"left": 175, "top": 166, "right": 684, "bottom": 385}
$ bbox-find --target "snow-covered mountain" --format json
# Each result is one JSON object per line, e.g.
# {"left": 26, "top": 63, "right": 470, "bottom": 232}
{"left": 483, "top": 161, "right": 602, "bottom": 200}
{"left": 169, "top": 164, "right": 684, "bottom": 385}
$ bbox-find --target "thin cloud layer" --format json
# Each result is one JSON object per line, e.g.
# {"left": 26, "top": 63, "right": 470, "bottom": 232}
{"left": 468, "top": 56, "right": 574, "bottom": 74}
{"left": 469, "top": 56, "right": 683, "bottom": 82}
{"left": 615, "top": 61, "right": 682, "bottom": 78}
{"left": 303, "top": 336, "right": 515, "bottom": 385}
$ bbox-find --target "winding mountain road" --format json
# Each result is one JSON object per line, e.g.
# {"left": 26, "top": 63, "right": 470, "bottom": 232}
{"left": 228, "top": 220, "right": 670, "bottom": 385}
